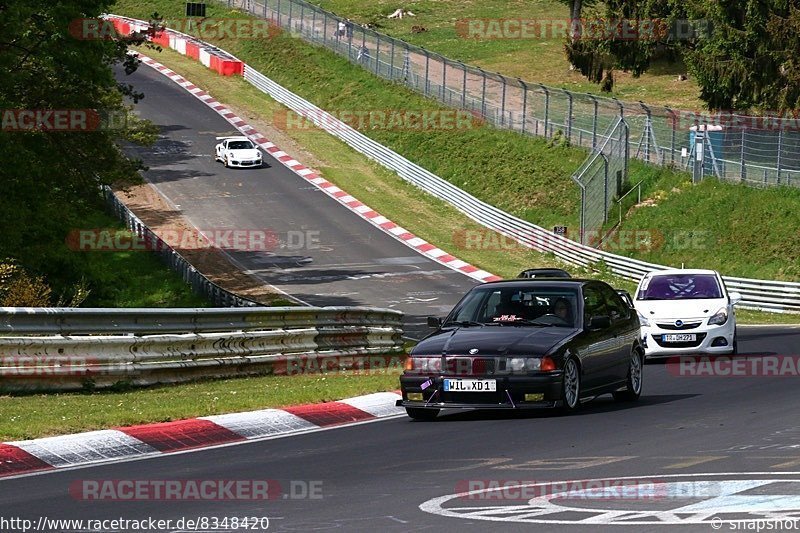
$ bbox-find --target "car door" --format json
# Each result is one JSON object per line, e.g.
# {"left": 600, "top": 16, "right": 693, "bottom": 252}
{"left": 599, "top": 283, "right": 638, "bottom": 383}
{"left": 578, "top": 284, "right": 617, "bottom": 391}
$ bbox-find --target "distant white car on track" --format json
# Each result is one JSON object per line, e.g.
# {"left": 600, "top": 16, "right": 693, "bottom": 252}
{"left": 214, "top": 136, "right": 263, "bottom": 168}
{"left": 634, "top": 269, "right": 742, "bottom": 357}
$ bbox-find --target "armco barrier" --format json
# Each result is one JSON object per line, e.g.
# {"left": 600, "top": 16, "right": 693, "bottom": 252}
{"left": 0, "top": 306, "right": 404, "bottom": 391}
{"left": 108, "top": 14, "right": 800, "bottom": 314}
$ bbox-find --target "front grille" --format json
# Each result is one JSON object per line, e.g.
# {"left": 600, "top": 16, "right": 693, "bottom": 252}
{"left": 652, "top": 332, "right": 707, "bottom": 348}
{"left": 656, "top": 321, "right": 702, "bottom": 330}
{"left": 445, "top": 357, "right": 495, "bottom": 376}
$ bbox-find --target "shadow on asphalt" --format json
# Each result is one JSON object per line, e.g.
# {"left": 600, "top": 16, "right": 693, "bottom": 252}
{"left": 418, "top": 394, "right": 699, "bottom": 423}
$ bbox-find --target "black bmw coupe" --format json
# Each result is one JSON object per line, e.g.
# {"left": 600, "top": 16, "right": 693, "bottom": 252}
{"left": 397, "top": 279, "right": 644, "bottom": 420}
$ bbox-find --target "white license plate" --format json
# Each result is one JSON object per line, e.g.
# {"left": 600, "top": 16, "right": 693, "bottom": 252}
{"left": 444, "top": 379, "right": 497, "bottom": 392}
{"left": 662, "top": 333, "right": 696, "bottom": 343}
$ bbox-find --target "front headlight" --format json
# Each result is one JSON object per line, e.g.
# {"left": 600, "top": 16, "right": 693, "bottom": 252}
{"left": 508, "top": 357, "right": 543, "bottom": 374}
{"left": 637, "top": 311, "right": 650, "bottom": 327}
{"left": 708, "top": 307, "right": 728, "bottom": 326}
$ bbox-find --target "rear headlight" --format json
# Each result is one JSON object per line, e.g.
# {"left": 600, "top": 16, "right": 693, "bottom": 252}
{"left": 508, "top": 357, "right": 544, "bottom": 374}
{"left": 406, "top": 356, "right": 441, "bottom": 373}
{"left": 708, "top": 307, "right": 728, "bottom": 325}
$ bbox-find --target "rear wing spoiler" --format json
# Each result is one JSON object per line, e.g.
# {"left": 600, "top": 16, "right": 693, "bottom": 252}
{"left": 215, "top": 136, "right": 247, "bottom": 141}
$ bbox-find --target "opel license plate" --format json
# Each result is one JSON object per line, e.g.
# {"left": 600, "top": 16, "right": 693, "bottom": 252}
{"left": 663, "top": 333, "right": 696, "bottom": 343}
{"left": 444, "top": 379, "right": 497, "bottom": 392}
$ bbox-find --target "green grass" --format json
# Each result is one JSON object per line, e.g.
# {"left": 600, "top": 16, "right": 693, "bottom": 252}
{"left": 50, "top": 207, "right": 208, "bottom": 307}
{"left": 309, "top": 0, "right": 704, "bottom": 109}
{"left": 0, "top": 371, "right": 400, "bottom": 440}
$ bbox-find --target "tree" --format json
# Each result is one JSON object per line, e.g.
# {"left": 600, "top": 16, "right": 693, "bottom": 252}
{"left": 683, "top": 0, "right": 800, "bottom": 111}
{"left": 0, "top": 0, "right": 159, "bottom": 298}
{"left": 562, "top": 0, "right": 688, "bottom": 92}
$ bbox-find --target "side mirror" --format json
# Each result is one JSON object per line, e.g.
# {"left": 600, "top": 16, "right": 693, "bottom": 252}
{"left": 427, "top": 316, "right": 442, "bottom": 329}
{"left": 729, "top": 292, "right": 743, "bottom": 305}
{"left": 587, "top": 315, "right": 611, "bottom": 330}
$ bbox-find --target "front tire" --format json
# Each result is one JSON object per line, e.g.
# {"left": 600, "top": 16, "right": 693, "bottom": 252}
{"left": 613, "top": 351, "right": 643, "bottom": 402}
{"left": 405, "top": 407, "right": 439, "bottom": 421}
{"left": 224, "top": 155, "right": 231, "bottom": 168}
{"left": 560, "top": 358, "right": 582, "bottom": 413}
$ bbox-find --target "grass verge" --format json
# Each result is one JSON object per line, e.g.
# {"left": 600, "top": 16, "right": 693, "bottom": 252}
{"left": 0, "top": 372, "right": 400, "bottom": 440}
{"left": 63, "top": 208, "right": 209, "bottom": 307}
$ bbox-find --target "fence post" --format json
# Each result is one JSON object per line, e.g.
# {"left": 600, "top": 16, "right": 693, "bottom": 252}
{"left": 424, "top": 48, "right": 430, "bottom": 96}
{"left": 499, "top": 74, "right": 507, "bottom": 127}
{"left": 588, "top": 95, "right": 598, "bottom": 150}
{"left": 740, "top": 128, "right": 746, "bottom": 182}
{"left": 263, "top": 0, "right": 267, "bottom": 18}
{"left": 442, "top": 58, "right": 448, "bottom": 103}
{"left": 539, "top": 84, "right": 550, "bottom": 138}
{"left": 322, "top": 10, "right": 327, "bottom": 43}
{"left": 375, "top": 33, "right": 381, "bottom": 75}
{"left": 777, "top": 128, "right": 783, "bottom": 184}
{"left": 299, "top": 2, "right": 304, "bottom": 33}
{"left": 276, "top": 0, "right": 281, "bottom": 26}
{"left": 389, "top": 39, "right": 395, "bottom": 79}
{"left": 666, "top": 107, "right": 676, "bottom": 166}
{"left": 479, "top": 68, "right": 487, "bottom": 119}
{"left": 311, "top": 7, "right": 316, "bottom": 40}
{"left": 640, "top": 102, "right": 652, "bottom": 162}
{"left": 564, "top": 90, "right": 573, "bottom": 142}
{"left": 520, "top": 79, "right": 528, "bottom": 135}
{"left": 461, "top": 63, "right": 467, "bottom": 108}
{"left": 288, "top": 0, "right": 292, "bottom": 29}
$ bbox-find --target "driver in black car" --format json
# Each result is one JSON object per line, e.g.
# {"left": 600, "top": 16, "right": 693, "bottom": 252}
{"left": 552, "top": 297, "right": 574, "bottom": 326}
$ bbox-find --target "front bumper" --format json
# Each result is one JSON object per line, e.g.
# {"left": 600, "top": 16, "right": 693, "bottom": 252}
{"left": 641, "top": 320, "right": 735, "bottom": 357}
{"left": 397, "top": 374, "right": 563, "bottom": 410}
{"left": 228, "top": 159, "right": 262, "bottom": 168}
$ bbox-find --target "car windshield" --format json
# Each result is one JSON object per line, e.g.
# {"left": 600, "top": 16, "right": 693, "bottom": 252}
{"left": 446, "top": 286, "right": 580, "bottom": 328}
{"left": 637, "top": 274, "right": 722, "bottom": 300}
{"left": 228, "top": 140, "right": 254, "bottom": 150}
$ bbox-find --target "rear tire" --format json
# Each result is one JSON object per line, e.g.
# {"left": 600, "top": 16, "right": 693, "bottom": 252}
{"left": 613, "top": 351, "right": 643, "bottom": 402}
{"left": 560, "top": 358, "right": 582, "bottom": 413}
{"left": 405, "top": 407, "right": 439, "bottom": 421}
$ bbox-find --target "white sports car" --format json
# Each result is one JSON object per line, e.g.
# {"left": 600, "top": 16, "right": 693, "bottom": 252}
{"left": 214, "top": 136, "right": 263, "bottom": 168}
{"left": 634, "top": 269, "right": 742, "bottom": 357}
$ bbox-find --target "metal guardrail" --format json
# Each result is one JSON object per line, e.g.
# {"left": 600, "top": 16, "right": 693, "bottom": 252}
{"left": 0, "top": 306, "right": 404, "bottom": 391}
{"left": 104, "top": 186, "right": 263, "bottom": 307}
{"left": 227, "top": 0, "right": 800, "bottom": 189}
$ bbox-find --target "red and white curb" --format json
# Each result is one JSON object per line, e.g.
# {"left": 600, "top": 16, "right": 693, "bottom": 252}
{"left": 0, "top": 392, "right": 403, "bottom": 479}
{"left": 137, "top": 54, "right": 502, "bottom": 284}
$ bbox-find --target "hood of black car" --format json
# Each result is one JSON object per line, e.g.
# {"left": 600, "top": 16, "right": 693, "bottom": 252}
{"left": 412, "top": 326, "right": 576, "bottom": 356}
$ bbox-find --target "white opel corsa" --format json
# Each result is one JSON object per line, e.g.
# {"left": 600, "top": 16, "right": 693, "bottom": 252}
{"left": 634, "top": 269, "right": 742, "bottom": 358}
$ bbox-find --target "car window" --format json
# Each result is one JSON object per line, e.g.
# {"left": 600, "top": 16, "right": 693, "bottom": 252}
{"left": 637, "top": 273, "right": 722, "bottom": 300}
{"left": 582, "top": 286, "right": 608, "bottom": 323}
{"left": 599, "top": 284, "right": 630, "bottom": 321}
{"left": 228, "top": 140, "right": 254, "bottom": 150}
{"left": 446, "top": 286, "right": 579, "bottom": 327}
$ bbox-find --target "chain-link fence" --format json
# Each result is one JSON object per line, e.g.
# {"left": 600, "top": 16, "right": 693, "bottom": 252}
{"left": 226, "top": 0, "right": 800, "bottom": 189}
{"left": 572, "top": 118, "right": 629, "bottom": 244}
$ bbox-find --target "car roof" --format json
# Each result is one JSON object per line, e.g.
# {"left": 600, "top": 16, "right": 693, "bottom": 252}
{"left": 479, "top": 278, "right": 594, "bottom": 287}
{"left": 643, "top": 269, "right": 719, "bottom": 276}
{"left": 225, "top": 136, "right": 250, "bottom": 142}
